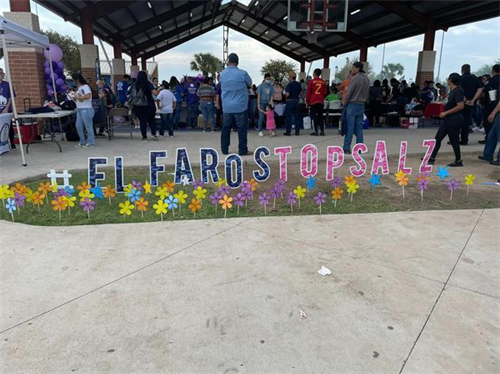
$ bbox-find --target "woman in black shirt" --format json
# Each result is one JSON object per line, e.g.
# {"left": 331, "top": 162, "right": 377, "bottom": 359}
{"left": 429, "top": 73, "right": 465, "bottom": 167}
{"left": 132, "top": 71, "right": 158, "bottom": 141}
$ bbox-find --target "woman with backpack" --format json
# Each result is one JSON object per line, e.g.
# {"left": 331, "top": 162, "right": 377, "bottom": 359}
{"left": 130, "top": 71, "right": 158, "bottom": 141}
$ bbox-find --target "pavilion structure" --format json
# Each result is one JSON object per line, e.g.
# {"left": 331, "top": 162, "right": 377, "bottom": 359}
{"left": 3, "top": 0, "right": 498, "bottom": 107}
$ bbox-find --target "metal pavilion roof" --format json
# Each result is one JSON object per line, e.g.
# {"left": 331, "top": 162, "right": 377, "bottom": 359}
{"left": 34, "top": 0, "right": 499, "bottom": 63}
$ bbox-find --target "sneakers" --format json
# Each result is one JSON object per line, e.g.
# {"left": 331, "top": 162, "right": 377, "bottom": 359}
{"left": 478, "top": 155, "right": 493, "bottom": 162}
{"left": 310, "top": 132, "right": 319, "bottom": 136}
{"left": 239, "top": 150, "right": 254, "bottom": 156}
{"left": 490, "top": 160, "right": 500, "bottom": 166}
{"left": 74, "top": 143, "right": 84, "bottom": 148}
{"left": 479, "top": 140, "right": 486, "bottom": 144}
{"left": 142, "top": 137, "right": 147, "bottom": 141}
{"left": 258, "top": 131, "right": 264, "bottom": 137}
{"left": 152, "top": 135, "right": 159, "bottom": 141}
{"left": 448, "top": 160, "right": 463, "bottom": 167}
{"left": 283, "top": 132, "right": 291, "bottom": 136}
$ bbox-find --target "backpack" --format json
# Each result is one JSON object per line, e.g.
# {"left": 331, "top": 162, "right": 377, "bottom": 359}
{"left": 128, "top": 83, "right": 148, "bottom": 107}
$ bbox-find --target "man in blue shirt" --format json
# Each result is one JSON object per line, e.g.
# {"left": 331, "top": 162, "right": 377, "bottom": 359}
{"left": 284, "top": 70, "right": 303, "bottom": 136}
{"left": 219, "top": 53, "right": 252, "bottom": 156}
{"left": 256, "top": 73, "right": 274, "bottom": 136}
{"left": 184, "top": 76, "right": 199, "bottom": 129}
{"left": 116, "top": 75, "right": 130, "bottom": 106}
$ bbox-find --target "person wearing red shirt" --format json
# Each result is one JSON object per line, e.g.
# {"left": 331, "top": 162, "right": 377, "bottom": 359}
{"left": 307, "top": 68, "right": 327, "bottom": 136}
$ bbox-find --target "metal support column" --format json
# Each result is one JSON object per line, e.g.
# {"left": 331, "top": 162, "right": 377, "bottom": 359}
{"left": 222, "top": 25, "right": 229, "bottom": 67}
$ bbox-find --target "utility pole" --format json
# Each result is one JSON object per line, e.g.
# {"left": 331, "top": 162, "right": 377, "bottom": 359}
{"left": 223, "top": 25, "right": 229, "bottom": 68}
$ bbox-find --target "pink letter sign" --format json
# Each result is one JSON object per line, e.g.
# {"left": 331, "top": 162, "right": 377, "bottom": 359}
{"left": 371, "top": 140, "right": 389, "bottom": 175}
{"left": 300, "top": 144, "right": 318, "bottom": 178}
{"left": 274, "top": 146, "right": 292, "bottom": 182}
{"left": 326, "top": 146, "right": 344, "bottom": 181}
{"left": 419, "top": 139, "right": 436, "bottom": 173}
{"left": 398, "top": 141, "right": 412, "bottom": 174}
{"left": 350, "top": 143, "right": 368, "bottom": 177}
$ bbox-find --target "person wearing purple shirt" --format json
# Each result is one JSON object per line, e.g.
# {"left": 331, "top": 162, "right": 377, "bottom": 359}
{"left": 0, "top": 68, "right": 16, "bottom": 149}
{"left": 183, "top": 76, "right": 199, "bottom": 129}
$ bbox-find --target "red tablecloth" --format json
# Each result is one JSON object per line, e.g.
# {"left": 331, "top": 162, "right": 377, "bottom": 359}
{"left": 424, "top": 102, "right": 445, "bottom": 119}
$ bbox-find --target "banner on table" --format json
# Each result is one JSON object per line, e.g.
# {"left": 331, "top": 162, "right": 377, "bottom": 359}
{"left": 0, "top": 113, "right": 13, "bottom": 155}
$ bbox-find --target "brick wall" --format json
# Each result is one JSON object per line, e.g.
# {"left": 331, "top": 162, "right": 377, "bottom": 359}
{"left": 416, "top": 71, "right": 434, "bottom": 89}
{"left": 7, "top": 50, "right": 47, "bottom": 110}
{"left": 81, "top": 67, "right": 98, "bottom": 93}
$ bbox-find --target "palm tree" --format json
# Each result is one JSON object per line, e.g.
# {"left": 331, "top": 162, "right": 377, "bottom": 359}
{"left": 381, "top": 63, "right": 405, "bottom": 80}
{"left": 190, "top": 53, "right": 222, "bottom": 78}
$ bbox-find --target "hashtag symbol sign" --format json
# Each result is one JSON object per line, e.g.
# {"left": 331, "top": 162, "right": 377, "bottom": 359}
{"left": 46, "top": 169, "right": 73, "bottom": 190}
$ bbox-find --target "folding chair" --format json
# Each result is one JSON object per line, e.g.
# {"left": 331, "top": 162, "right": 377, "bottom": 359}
{"left": 107, "top": 107, "right": 133, "bottom": 140}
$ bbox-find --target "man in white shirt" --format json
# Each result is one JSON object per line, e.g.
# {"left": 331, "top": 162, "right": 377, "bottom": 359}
{"left": 156, "top": 81, "right": 177, "bottom": 137}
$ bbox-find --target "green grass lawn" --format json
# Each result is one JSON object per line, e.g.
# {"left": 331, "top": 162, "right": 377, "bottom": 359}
{"left": 1, "top": 166, "right": 498, "bottom": 226}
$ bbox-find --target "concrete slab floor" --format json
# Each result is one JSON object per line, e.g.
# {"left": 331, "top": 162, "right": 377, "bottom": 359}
{"left": 0, "top": 127, "right": 489, "bottom": 184}
{"left": 1, "top": 209, "right": 499, "bottom": 373}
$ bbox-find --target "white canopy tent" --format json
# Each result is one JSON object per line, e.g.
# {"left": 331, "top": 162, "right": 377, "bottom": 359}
{"left": 0, "top": 15, "right": 56, "bottom": 166}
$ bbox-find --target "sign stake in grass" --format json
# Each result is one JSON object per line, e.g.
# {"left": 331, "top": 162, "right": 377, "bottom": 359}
{"left": 447, "top": 179, "right": 460, "bottom": 202}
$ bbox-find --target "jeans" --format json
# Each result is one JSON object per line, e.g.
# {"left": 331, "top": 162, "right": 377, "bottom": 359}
{"left": 461, "top": 104, "right": 474, "bottom": 144}
{"left": 431, "top": 114, "right": 463, "bottom": 162}
{"left": 76, "top": 107, "right": 95, "bottom": 146}
{"left": 248, "top": 98, "right": 257, "bottom": 123}
{"left": 173, "top": 103, "right": 181, "bottom": 128}
{"left": 221, "top": 111, "right": 248, "bottom": 155}
{"left": 159, "top": 113, "right": 174, "bottom": 136}
{"left": 257, "top": 101, "right": 268, "bottom": 132}
{"left": 343, "top": 103, "right": 365, "bottom": 151}
{"left": 200, "top": 101, "right": 215, "bottom": 131}
{"left": 285, "top": 100, "right": 303, "bottom": 134}
{"left": 483, "top": 113, "right": 500, "bottom": 161}
{"left": 186, "top": 104, "right": 198, "bottom": 129}
{"left": 134, "top": 103, "right": 157, "bottom": 138}
{"left": 310, "top": 103, "right": 324, "bottom": 133}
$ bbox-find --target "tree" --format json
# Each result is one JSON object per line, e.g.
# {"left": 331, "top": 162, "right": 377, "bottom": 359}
{"left": 260, "top": 59, "right": 297, "bottom": 82}
{"left": 40, "top": 29, "right": 81, "bottom": 74}
{"left": 334, "top": 57, "right": 374, "bottom": 81}
{"left": 379, "top": 63, "right": 405, "bottom": 80}
{"left": 190, "top": 52, "right": 222, "bottom": 78}
{"left": 473, "top": 59, "right": 500, "bottom": 77}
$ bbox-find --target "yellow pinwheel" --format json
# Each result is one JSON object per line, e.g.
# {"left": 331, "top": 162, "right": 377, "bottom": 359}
{"left": 174, "top": 190, "right": 188, "bottom": 204}
{"left": 119, "top": 200, "right": 135, "bottom": 217}
{"left": 123, "top": 183, "right": 133, "bottom": 194}
{"left": 193, "top": 186, "right": 207, "bottom": 201}
{"left": 143, "top": 180, "right": 152, "bottom": 194}
{"left": 79, "top": 189, "right": 95, "bottom": 202}
{"left": 249, "top": 178, "right": 259, "bottom": 191}
{"left": 293, "top": 185, "right": 306, "bottom": 208}
{"left": 153, "top": 199, "right": 168, "bottom": 221}
{"left": 155, "top": 186, "right": 169, "bottom": 200}
{"left": 63, "top": 195, "right": 77, "bottom": 212}
{"left": 465, "top": 174, "right": 475, "bottom": 196}
{"left": 347, "top": 182, "right": 359, "bottom": 202}
{"left": 216, "top": 179, "right": 228, "bottom": 188}
{"left": 0, "top": 184, "right": 13, "bottom": 202}
{"left": 24, "top": 187, "right": 34, "bottom": 203}
{"left": 51, "top": 181, "right": 58, "bottom": 193}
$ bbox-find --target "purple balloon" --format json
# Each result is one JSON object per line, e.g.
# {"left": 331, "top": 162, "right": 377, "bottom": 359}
{"left": 56, "top": 78, "right": 64, "bottom": 86}
{"left": 43, "top": 44, "right": 63, "bottom": 63}
{"left": 47, "top": 89, "right": 54, "bottom": 96}
{"left": 44, "top": 61, "right": 50, "bottom": 68}
{"left": 57, "top": 61, "right": 64, "bottom": 70}
{"left": 52, "top": 72, "right": 59, "bottom": 81}
{"left": 44, "top": 67, "right": 51, "bottom": 75}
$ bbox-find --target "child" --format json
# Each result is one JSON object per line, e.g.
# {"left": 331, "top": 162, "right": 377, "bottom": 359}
{"left": 259, "top": 104, "right": 276, "bottom": 137}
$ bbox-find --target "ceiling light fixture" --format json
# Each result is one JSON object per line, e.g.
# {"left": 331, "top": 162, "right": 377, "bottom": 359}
{"left": 287, "top": 41, "right": 292, "bottom": 45}
{"left": 350, "top": 9, "right": 361, "bottom": 15}
{"left": 190, "top": 12, "right": 193, "bottom": 17}
{"left": 147, "top": 2, "right": 152, "bottom": 9}
{"left": 242, "top": 18, "right": 245, "bottom": 23}
{"left": 159, "top": 25, "right": 162, "bottom": 30}
{"left": 265, "top": 30, "right": 269, "bottom": 34}
{"left": 283, "top": 16, "right": 288, "bottom": 20}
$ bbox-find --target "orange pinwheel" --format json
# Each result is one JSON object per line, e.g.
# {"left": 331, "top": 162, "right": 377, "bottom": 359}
{"left": 188, "top": 198, "right": 201, "bottom": 217}
{"left": 331, "top": 187, "right": 343, "bottom": 208}
{"left": 135, "top": 197, "right": 149, "bottom": 218}
{"left": 163, "top": 180, "right": 176, "bottom": 193}
{"left": 38, "top": 182, "right": 51, "bottom": 194}
{"left": 249, "top": 178, "right": 259, "bottom": 191}
{"left": 344, "top": 175, "right": 356, "bottom": 185}
{"left": 104, "top": 185, "right": 116, "bottom": 204}
{"left": 52, "top": 196, "right": 68, "bottom": 211}
{"left": 31, "top": 191, "right": 45, "bottom": 210}
{"left": 12, "top": 182, "right": 28, "bottom": 195}
{"left": 219, "top": 194, "right": 233, "bottom": 218}
{"left": 77, "top": 182, "right": 91, "bottom": 193}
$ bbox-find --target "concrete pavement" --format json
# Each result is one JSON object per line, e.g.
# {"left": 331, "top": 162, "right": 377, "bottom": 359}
{"left": 0, "top": 127, "right": 488, "bottom": 184}
{"left": 1, "top": 209, "right": 498, "bottom": 373}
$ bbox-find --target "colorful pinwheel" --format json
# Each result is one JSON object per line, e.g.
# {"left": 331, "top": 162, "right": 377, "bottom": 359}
{"left": 163, "top": 180, "right": 176, "bottom": 193}
{"left": 104, "top": 185, "right": 116, "bottom": 205}
{"left": 259, "top": 192, "right": 271, "bottom": 215}
{"left": 174, "top": 190, "right": 188, "bottom": 213}
{"left": 155, "top": 186, "right": 169, "bottom": 200}
{"left": 52, "top": 196, "right": 68, "bottom": 221}
{"left": 135, "top": 197, "right": 149, "bottom": 218}
{"left": 395, "top": 170, "right": 409, "bottom": 198}
{"left": 210, "top": 191, "right": 222, "bottom": 212}
{"left": 119, "top": 200, "right": 135, "bottom": 218}
{"left": 77, "top": 182, "right": 91, "bottom": 193}
{"left": 31, "top": 191, "right": 45, "bottom": 211}
{"left": 287, "top": 192, "right": 297, "bottom": 213}
{"left": 127, "top": 187, "right": 141, "bottom": 203}
{"left": 64, "top": 195, "right": 77, "bottom": 213}
{"left": 5, "top": 198, "right": 16, "bottom": 221}
{"left": 188, "top": 198, "right": 201, "bottom": 217}
{"left": 465, "top": 174, "right": 475, "bottom": 196}
{"left": 346, "top": 181, "right": 359, "bottom": 202}
{"left": 447, "top": 179, "right": 460, "bottom": 202}
{"left": 143, "top": 180, "right": 152, "bottom": 194}
{"left": 233, "top": 193, "right": 245, "bottom": 215}
{"left": 131, "top": 180, "right": 143, "bottom": 191}
{"left": 314, "top": 191, "right": 327, "bottom": 214}
{"left": 153, "top": 200, "right": 168, "bottom": 221}
{"left": 331, "top": 187, "right": 343, "bottom": 208}
{"left": 193, "top": 186, "right": 207, "bottom": 206}
{"left": 79, "top": 189, "right": 94, "bottom": 202}
{"left": 80, "top": 197, "right": 95, "bottom": 219}
{"left": 219, "top": 194, "right": 233, "bottom": 218}
{"left": 293, "top": 186, "right": 306, "bottom": 208}
{"left": 165, "top": 195, "right": 179, "bottom": 215}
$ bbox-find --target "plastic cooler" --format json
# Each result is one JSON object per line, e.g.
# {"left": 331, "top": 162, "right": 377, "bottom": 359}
{"left": 14, "top": 122, "right": 39, "bottom": 144}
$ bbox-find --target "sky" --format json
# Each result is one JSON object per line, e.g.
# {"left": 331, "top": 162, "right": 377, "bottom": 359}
{"left": 1, "top": 0, "right": 499, "bottom": 83}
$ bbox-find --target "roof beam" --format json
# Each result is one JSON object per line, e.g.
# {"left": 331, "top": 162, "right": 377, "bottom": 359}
{"left": 64, "top": 1, "right": 136, "bottom": 22}
{"left": 122, "top": 1, "right": 207, "bottom": 38}
{"left": 130, "top": 7, "right": 230, "bottom": 55}
{"left": 225, "top": 22, "right": 307, "bottom": 62}
{"left": 141, "top": 23, "right": 222, "bottom": 60}
{"left": 375, "top": 1, "right": 447, "bottom": 31}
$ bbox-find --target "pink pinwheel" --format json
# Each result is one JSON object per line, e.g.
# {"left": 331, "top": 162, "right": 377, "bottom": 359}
{"left": 259, "top": 192, "right": 271, "bottom": 215}
{"left": 287, "top": 191, "right": 297, "bottom": 213}
{"left": 233, "top": 193, "right": 245, "bottom": 215}
{"left": 330, "top": 176, "right": 341, "bottom": 188}
{"left": 131, "top": 180, "right": 143, "bottom": 191}
{"left": 314, "top": 191, "right": 327, "bottom": 215}
{"left": 447, "top": 179, "right": 460, "bottom": 202}
{"left": 14, "top": 192, "right": 26, "bottom": 210}
{"left": 80, "top": 197, "right": 95, "bottom": 219}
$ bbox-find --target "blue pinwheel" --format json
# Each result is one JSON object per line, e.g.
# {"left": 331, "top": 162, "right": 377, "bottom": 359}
{"left": 165, "top": 195, "right": 179, "bottom": 210}
{"left": 91, "top": 185, "right": 105, "bottom": 200}
{"left": 306, "top": 176, "right": 317, "bottom": 191}
{"left": 368, "top": 174, "right": 381, "bottom": 188}
{"left": 436, "top": 166, "right": 450, "bottom": 181}
{"left": 5, "top": 198, "right": 16, "bottom": 214}
{"left": 126, "top": 187, "right": 141, "bottom": 203}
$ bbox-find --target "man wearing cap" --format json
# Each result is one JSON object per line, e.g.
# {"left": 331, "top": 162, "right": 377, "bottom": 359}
{"left": 342, "top": 62, "right": 370, "bottom": 154}
{"left": 219, "top": 53, "right": 253, "bottom": 156}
